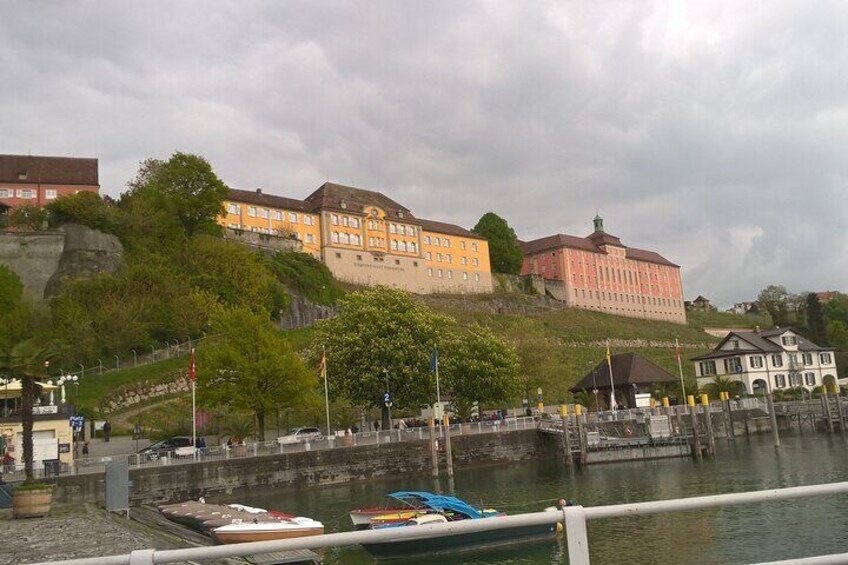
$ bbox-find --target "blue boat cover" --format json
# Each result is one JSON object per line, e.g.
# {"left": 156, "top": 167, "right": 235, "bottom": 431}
{"left": 386, "top": 491, "right": 487, "bottom": 519}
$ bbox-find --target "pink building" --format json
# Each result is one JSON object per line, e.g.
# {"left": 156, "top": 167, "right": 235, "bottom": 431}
{"left": 0, "top": 154, "right": 99, "bottom": 216}
{"left": 521, "top": 216, "right": 686, "bottom": 324}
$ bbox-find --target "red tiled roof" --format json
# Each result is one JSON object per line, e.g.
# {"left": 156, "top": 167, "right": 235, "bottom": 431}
{"left": 521, "top": 232, "right": 678, "bottom": 267}
{"left": 0, "top": 154, "right": 98, "bottom": 186}
{"left": 303, "top": 182, "right": 414, "bottom": 220}
{"left": 227, "top": 188, "right": 310, "bottom": 212}
{"left": 418, "top": 218, "right": 484, "bottom": 240}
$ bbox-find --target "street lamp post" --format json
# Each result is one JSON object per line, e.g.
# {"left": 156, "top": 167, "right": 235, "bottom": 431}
{"left": 383, "top": 368, "right": 392, "bottom": 430}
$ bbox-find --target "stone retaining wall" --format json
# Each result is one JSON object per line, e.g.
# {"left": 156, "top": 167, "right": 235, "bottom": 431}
{"left": 55, "top": 429, "right": 554, "bottom": 505}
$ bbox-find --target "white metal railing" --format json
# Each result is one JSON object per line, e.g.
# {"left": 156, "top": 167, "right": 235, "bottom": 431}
{"left": 29, "top": 481, "right": 848, "bottom": 565}
{"left": 8, "top": 416, "right": 538, "bottom": 480}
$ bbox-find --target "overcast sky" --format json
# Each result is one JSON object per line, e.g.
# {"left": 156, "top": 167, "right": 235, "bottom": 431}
{"left": 2, "top": 2, "right": 846, "bottom": 307}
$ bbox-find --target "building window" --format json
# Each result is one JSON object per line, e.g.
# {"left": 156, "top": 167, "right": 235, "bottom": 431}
{"left": 271, "top": 210, "right": 282, "bottom": 220}
{"left": 410, "top": 242, "right": 417, "bottom": 253}
{"left": 0, "top": 189, "right": 9, "bottom": 198}
{"left": 474, "top": 273, "right": 480, "bottom": 282}
{"left": 434, "top": 237, "right": 441, "bottom": 246}
{"left": 390, "top": 224, "right": 397, "bottom": 234}
{"left": 426, "top": 251, "right": 432, "bottom": 260}
{"left": 473, "top": 258, "right": 480, "bottom": 266}
{"left": 306, "top": 234, "right": 314, "bottom": 244}
{"left": 802, "top": 353, "right": 813, "bottom": 365}
{"left": 288, "top": 212, "right": 297, "bottom": 223}
{"left": 335, "top": 252, "right": 341, "bottom": 258}
{"left": 408, "top": 226, "right": 416, "bottom": 236}
{"left": 305, "top": 216, "right": 314, "bottom": 226}
{"left": 750, "top": 356, "right": 763, "bottom": 369}
{"left": 226, "top": 203, "right": 238, "bottom": 214}
{"left": 247, "top": 207, "right": 257, "bottom": 217}
{"left": 781, "top": 335, "right": 797, "bottom": 346}
{"left": 771, "top": 354, "right": 783, "bottom": 367}
{"left": 446, "top": 254, "right": 452, "bottom": 263}
{"left": 413, "top": 261, "right": 418, "bottom": 267}
{"left": 259, "top": 208, "right": 269, "bottom": 219}
{"left": 331, "top": 232, "right": 339, "bottom": 243}
{"left": 331, "top": 214, "right": 339, "bottom": 225}
{"left": 805, "top": 372, "right": 816, "bottom": 386}
{"left": 821, "top": 353, "right": 833, "bottom": 364}
{"left": 723, "top": 357, "right": 742, "bottom": 374}
{"left": 437, "top": 269, "right": 443, "bottom": 278}
{"left": 391, "top": 240, "right": 398, "bottom": 251}
{"left": 774, "top": 374, "right": 786, "bottom": 388}
{"left": 471, "top": 242, "right": 478, "bottom": 252}
{"left": 461, "top": 241, "right": 466, "bottom": 250}
{"left": 461, "top": 257, "right": 467, "bottom": 265}
{"left": 342, "top": 216, "right": 349, "bottom": 227}
{"left": 428, "top": 268, "right": 433, "bottom": 277}
{"left": 789, "top": 373, "right": 802, "bottom": 387}
{"left": 437, "top": 253, "right": 442, "bottom": 262}
{"left": 17, "top": 189, "right": 35, "bottom": 199}
{"left": 444, "top": 239, "right": 451, "bottom": 248}
{"left": 700, "top": 361, "right": 717, "bottom": 376}
{"left": 369, "top": 237, "right": 375, "bottom": 246}
{"left": 424, "top": 235, "right": 431, "bottom": 244}
{"left": 447, "top": 270, "right": 453, "bottom": 279}
{"left": 395, "top": 259, "right": 401, "bottom": 265}
{"left": 356, "top": 255, "right": 362, "bottom": 261}
{"left": 463, "top": 272, "right": 468, "bottom": 280}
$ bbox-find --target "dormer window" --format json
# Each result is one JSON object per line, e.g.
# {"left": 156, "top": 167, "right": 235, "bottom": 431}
{"left": 398, "top": 211, "right": 404, "bottom": 219}
{"left": 732, "top": 340, "right": 739, "bottom": 350}
{"left": 781, "top": 335, "right": 797, "bottom": 346}
{"left": 17, "top": 172, "right": 27, "bottom": 180}
{"left": 340, "top": 200, "right": 347, "bottom": 210}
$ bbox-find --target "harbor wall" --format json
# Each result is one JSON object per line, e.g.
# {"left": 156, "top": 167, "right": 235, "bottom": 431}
{"left": 54, "top": 429, "right": 554, "bottom": 506}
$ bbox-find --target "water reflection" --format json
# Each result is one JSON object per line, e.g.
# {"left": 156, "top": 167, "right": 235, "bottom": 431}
{"left": 226, "top": 432, "right": 848, "bottom": 564}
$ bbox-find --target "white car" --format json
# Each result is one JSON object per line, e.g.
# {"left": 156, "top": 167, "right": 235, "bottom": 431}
{"left": 277, "top": 427, "right": 323, "bottom": 445}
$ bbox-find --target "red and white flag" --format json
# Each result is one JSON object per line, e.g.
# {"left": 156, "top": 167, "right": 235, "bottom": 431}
{"left": 188, "top": 348, "right": 197, "bottom": 382}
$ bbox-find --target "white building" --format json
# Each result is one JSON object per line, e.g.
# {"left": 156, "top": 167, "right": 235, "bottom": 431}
{"left": 692, "top": 328, "right": 840, "bottom": 394}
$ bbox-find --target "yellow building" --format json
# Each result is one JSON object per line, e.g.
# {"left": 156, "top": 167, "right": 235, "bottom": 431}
{"left": 222, "top": 183, "right": 493, "bottom": 294}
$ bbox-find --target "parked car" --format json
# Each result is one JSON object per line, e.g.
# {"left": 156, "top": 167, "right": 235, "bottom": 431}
{"left": 138, "top": 436, "right": 193, "bottom": 460}
{"left": 277, "top": 427, "right": 323, "bottom": 445}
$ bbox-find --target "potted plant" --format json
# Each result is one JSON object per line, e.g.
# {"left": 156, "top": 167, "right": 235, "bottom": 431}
{"left": 2, "top": 339, "right": 56, "bottom": 518}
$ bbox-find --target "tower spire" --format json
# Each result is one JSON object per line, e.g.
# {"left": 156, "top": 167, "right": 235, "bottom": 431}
{"left": 593, "top": 213, "right": 604, "bottom": 233}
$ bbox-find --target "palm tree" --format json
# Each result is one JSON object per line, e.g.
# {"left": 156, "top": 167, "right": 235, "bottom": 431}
{"left": 706, "top": 375, "right": 740, "bottom": 399}
{"left": 0, "top": 339, "right": 52, "bottom": 483}
{"left": 572, "top": 390, "right": 596, "bottom": 412}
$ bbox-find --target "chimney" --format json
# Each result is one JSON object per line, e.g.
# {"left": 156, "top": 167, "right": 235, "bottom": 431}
{"left": 256, "top": 188, "right": 262, "bottom": 194}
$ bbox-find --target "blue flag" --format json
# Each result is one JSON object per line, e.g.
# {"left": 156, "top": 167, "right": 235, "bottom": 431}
{"left": 430, "top": 348, "right": 438, "bottom": 372}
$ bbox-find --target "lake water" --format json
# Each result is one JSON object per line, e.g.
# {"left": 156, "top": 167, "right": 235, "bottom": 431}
{"left": 232, "top": 432, "right": 848, "bottom": 564}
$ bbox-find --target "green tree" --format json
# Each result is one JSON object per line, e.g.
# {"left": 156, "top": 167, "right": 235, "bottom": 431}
{"left": 8, "top": 205, "right": 48, "bottom": 232}
{"left": 806, "top": 293, "right": 828, "bottom": 345}
{"left": 311, "top": 287, "right": 456, "bottom": 423}
{"left": 119, "top": 153, "right": 228, "bottom": 250}
{"left": 45, "top": 192, "right": 120, "bottom": 234}
{"left": 827, "top": 321, "right": 848, "bottom": 351}
{"left": 267, "top": 252, "right": 344, "bottom": 305}
{"left": 0, "top": 339, "right": 52, "bottom": 483}
{"left": 758, "top": 285, "right": 791, "bottom": 327}
{"left": 197, "top": 308, "right": 316, "bottom": 440}
{"left": 178, "top": 235, "right": 287, "bottom": 316}
{"left": 824, "top": 294, "right": 848, "bottom": 326}
{"left": 0, "top": 266, "right": 28, "bottom": 354}
{"left": 472, "top": 212, "right": 523, "bottom": 274}
{"left": 440, "top": 324, "right": 521, "bottom": 417}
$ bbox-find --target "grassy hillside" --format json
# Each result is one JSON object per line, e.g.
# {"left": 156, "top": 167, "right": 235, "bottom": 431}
{"left": 83, "top": 294, "right": 772, "bottom": 419}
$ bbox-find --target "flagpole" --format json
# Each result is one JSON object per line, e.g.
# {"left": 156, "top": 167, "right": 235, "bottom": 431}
{"left": 190, "top": 348, "right": 196, "bottom": 457}
{"left": 323, "top": 345, "right": 331, "bottom": 438}
{"left": 675, "top": 337, "right": 687, "bottom": 402}
{"left": 607, "top": 339, "right": 616, "bottom": 412}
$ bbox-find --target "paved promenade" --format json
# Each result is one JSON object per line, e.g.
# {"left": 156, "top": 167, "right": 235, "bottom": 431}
{"left": 0, "top": 503, "right": 184, "bottom": 564}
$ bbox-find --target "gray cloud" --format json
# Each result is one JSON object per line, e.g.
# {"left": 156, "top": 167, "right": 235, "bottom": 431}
{"left": 1, "top": 1, "right": 846, "bottom": 307}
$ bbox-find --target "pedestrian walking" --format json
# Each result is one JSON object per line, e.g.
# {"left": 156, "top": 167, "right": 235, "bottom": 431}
{"left": 82, "top": 442, "right": 89, "bottom": 457}
{"left": 103, "top": 420, "right": 112, "bottom": 442}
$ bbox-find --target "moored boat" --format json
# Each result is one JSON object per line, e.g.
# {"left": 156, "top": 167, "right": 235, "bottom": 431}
{"left": 159, "top": 499, "right": 322, "bottom": 544}
{"left": 211, "top": 516, "right": 324, "bottom": 544}
{"left": 358, "top": 491, "right": 556, "bottom": 559}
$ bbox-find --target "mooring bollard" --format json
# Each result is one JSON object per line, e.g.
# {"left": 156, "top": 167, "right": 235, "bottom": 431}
{"left": 767, "top": 391, "right": 781, "bottom": 447}
{"left": 688, "top": 395, "right": 702, "bottom": 459}
{"left": 701, "top": 394, "right": 716, "bottom": 457}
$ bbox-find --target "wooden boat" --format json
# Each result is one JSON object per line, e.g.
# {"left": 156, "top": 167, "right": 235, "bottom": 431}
{"left": 211, "top": 516, "right": 324, "bottom": 544}
{"left": 349, "top": 506, "right": 421, "bottom": 529}
{"left": 359, "top": 491, "right": 556, "bottom": 559}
